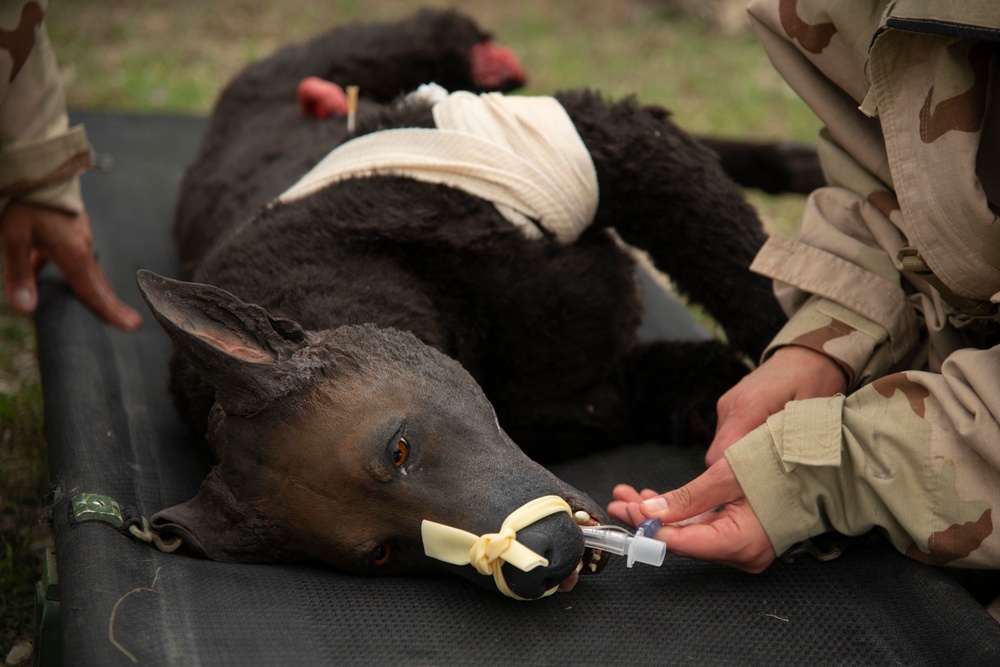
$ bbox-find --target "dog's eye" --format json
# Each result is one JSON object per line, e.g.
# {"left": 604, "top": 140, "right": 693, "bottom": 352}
{"left": 392, "top": 437, "right": 410, "bottom": 468}
{"left": 374, "top": 542, "right": 392, "bottom": 566}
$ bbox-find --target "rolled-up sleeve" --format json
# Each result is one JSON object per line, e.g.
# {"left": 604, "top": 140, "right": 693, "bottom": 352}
{"left": 751, "top": 184, "right": 919, "bottom": 388}
{"left": 0, "top": 0, "right": 92, "bottom": 216}
{"left": 726, "top": 344, "right": 1000, "bottom": 568}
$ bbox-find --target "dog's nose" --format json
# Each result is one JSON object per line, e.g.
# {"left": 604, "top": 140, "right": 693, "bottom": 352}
{"left": 517, "top": 529, "right": 555, "bottom": 563}
{"left": 501, "top": 527, "right": 580, "bottom": 599}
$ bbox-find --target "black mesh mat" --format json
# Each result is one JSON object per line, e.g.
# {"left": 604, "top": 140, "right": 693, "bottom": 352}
{"left": 35, "top": 112, "right": 1000, "bottom": 666}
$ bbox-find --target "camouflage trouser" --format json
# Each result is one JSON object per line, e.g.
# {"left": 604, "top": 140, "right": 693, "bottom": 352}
{"left": 725, "top": 0, "right": 1000, "bottom": 568}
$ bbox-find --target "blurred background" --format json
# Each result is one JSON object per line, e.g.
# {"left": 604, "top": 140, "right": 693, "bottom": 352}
{"left": 1, "top": 0, "right": 819, "bottom": 660}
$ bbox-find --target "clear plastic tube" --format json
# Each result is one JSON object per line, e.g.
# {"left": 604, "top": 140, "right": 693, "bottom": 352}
{"left": 580, "top": 523, "right": 666, "bottom": 568}
{"left": 581, "top": 508, "right": 721, "bottom": 568}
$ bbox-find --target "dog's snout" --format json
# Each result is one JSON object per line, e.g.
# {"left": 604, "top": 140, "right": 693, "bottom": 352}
{"left": 500, "top": 523, "right": 583, "bottom": 599}
{"left": 517, "top": 529, "right": 555, "bottom": 563}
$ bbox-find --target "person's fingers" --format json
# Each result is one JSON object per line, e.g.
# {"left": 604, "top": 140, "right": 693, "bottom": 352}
{"left": 1, "top": 213, "right": 38, "bottom": 313}
{"left": 657, "top": 506, "right": 775, "bottom": 573}
{"left": 629, "top": 502, "right": 651, "bottom": 526}
{"left": 607, "top": 500, "right": 650, "bottom": 528}
{"left": 608, "top": 484, "right": 643, "bottom": 525}
{"left": 611, "top": 485, "right": 678, "bottom": 507}
{"left": 29, "top": 211, "right": 142, "bottom": 331}
{"left": 707, "top": 347, "right": 850, "bottom": 466}
{"left": 640, "top": 458, "right": 744, "bottom": 523}
{"left": 608, "top": 500, "right": 632, "bottom": 524}
{"left": 609, "top": 484, "right": 679, "bottom": 527}
{"left": 56, "top": 251, "right": 142, "bottom": 331}
{"left": 626, "top": 460, "right": 777, "bottom": 572}
{"left": 0, "top": 204, "right": 142, "bottom": 329}
{"left": 613, "top": 464, "right": 775, "bottom": 572}
{"left": 612, "top": 484, "right": 642, "bottom": 503}
{"left": 609, "top": 501, "right": 640, "bottom": 527}
{"left": 607, "top": 500, "right": 630, "bottom": 525}
{"left": 609, "top": 485, "right": 633, "bottom": 520}
{"left": 706, "top": 407, "right": 767, "bottom": 465}
{"left": 29, "top": 248, "right": 45, "bottom": 276}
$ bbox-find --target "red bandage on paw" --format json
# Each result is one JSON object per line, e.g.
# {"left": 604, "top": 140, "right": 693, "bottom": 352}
{"left": 297, "top": 77, "right": 348, "bottom": 118}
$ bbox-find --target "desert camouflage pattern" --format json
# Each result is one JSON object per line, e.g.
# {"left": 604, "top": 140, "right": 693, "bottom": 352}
{"left": 0, "top": 0, "right": 91, "bottom": 216}
{"left": 727, "top": 0, "right": 1000, "bottom": 568}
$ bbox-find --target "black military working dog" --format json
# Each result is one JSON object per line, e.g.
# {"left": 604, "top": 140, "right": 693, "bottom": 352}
{"left": 136, "top": 9, "right": 788, "bottom": 599}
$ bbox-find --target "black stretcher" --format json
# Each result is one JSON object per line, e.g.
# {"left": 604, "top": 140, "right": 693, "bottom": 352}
{"left": 34, "top": 112, "right": 1000, "bottom": 666}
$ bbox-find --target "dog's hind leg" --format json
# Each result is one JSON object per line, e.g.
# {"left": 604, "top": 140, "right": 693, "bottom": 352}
{"left": 624, "top": 339, "right": 751, "bottom": 447}
{"left": 492, "top": 338, "right": 749, "bottom": 462}
{"left": 558, "top": 90, "right": 786, "bottom": 361}
{"left": 217, "top": 10, "right": 513, "bottom": 125}
{"left": 492, "top": 375, "right": 635, "bottom": 464}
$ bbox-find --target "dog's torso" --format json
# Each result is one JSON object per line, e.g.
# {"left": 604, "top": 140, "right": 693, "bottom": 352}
{"left": 141, "top": 9, "right": 785, "bottom": 597}
{"left": 175, "top": 75, "right": 782, "bottom": 458}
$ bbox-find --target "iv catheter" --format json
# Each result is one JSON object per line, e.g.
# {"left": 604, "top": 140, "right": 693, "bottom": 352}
{"left": 580, "top": 508, "right": 719, "bottom": 568}
{"left": 579, "top": 519, "right": 665, "bottom": 568}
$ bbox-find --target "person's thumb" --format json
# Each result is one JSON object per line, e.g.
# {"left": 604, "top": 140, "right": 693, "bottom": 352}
{"left": 639, "top": 458, "right": 743, "bottom": 524}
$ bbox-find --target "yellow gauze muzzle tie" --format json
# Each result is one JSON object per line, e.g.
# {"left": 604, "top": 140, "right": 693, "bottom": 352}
{"left": 421, "top": 495, "right": 573, "bottom": 600}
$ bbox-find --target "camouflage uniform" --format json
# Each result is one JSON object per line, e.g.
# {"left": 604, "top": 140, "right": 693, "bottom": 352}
{"left": 726, "top": 0, "right": 1000, "bottom": 568}
{"left": 0, "top": 0, "right": 91, "bottom": 218}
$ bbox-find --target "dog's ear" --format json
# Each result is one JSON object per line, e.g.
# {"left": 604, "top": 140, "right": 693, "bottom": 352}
{"left": 136, "top": 270, "right": 315, "bottom": 416}
{"left": 151, "top": 467, "right": 287, "bottom": 562}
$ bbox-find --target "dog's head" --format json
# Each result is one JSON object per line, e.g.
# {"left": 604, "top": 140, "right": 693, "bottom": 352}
{"left": 136, "top": 270, "right": 606, "bottom": 598}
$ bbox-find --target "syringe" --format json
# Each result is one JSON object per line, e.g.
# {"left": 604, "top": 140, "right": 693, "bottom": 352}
{"left": 580, "top": 519, "right": 665, "bottom": 568}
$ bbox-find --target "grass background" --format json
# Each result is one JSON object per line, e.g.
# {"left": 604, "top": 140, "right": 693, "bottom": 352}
{"left": 1, "top": 0, "right": 817, "bottom": 659}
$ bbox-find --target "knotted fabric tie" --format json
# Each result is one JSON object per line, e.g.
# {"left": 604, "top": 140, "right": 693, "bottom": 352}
{"left": 276, "top": 88, "right": 599, "bottom": 244}
{"left": 421, "top": 495, "right": 572, "bottom": 600}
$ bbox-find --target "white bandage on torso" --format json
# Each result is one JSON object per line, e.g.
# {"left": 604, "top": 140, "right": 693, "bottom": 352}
{"left": 276, "top": 87, "right": 599, "bottom": 244}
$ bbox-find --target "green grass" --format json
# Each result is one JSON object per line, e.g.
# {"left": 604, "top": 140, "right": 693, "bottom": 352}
{"left": 0, "top": 301, "right": 45, "bottom": 655}
{"left": 46, "top": 1, "right": 818, "bottom": 135}
{"left": 47, "top": 0, "right": 817, "bottom": 234}
{"left": 3, "top": 0, "right": 819, "bottom": 656}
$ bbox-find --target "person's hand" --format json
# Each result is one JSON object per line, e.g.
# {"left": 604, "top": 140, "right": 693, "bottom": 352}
{"left": 1, "top": 202, "right": 142, "bottom": 331}
{"left": 706, "top": 345, "right": 846, "bottom": 465}
{"left": 608, "top": 458, "right": 776, "bottom": 573}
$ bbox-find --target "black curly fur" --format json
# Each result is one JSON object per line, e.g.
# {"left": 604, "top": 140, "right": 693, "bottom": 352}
{"left": 170, "top": 9, "right": 786, "bottom": 462}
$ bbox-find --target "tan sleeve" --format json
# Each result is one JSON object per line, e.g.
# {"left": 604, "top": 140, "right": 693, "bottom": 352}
{"left": 744, "top": 0, "right": 919, "bottom": 379}
{"left": 0, "top": 0, "right": 92, "bottom": 216}
{"left": 750, "top": 183, "right": 920, "bottom": 388}
{"left": 760, "top": 294, "right": 896, "bottom": 389}
{"left": 746, "top": 0, "right": 1000, "bottom": 373}
{"left": 726, "top": 344, "right": 1000, "bottom": 568}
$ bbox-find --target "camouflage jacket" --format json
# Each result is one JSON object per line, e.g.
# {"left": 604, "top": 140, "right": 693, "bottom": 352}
{"left": 726, "top": 0, "right": 1000, "bottom": 568}
{"left": 0, "top": 0, "right": 91, "bottom": 217}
